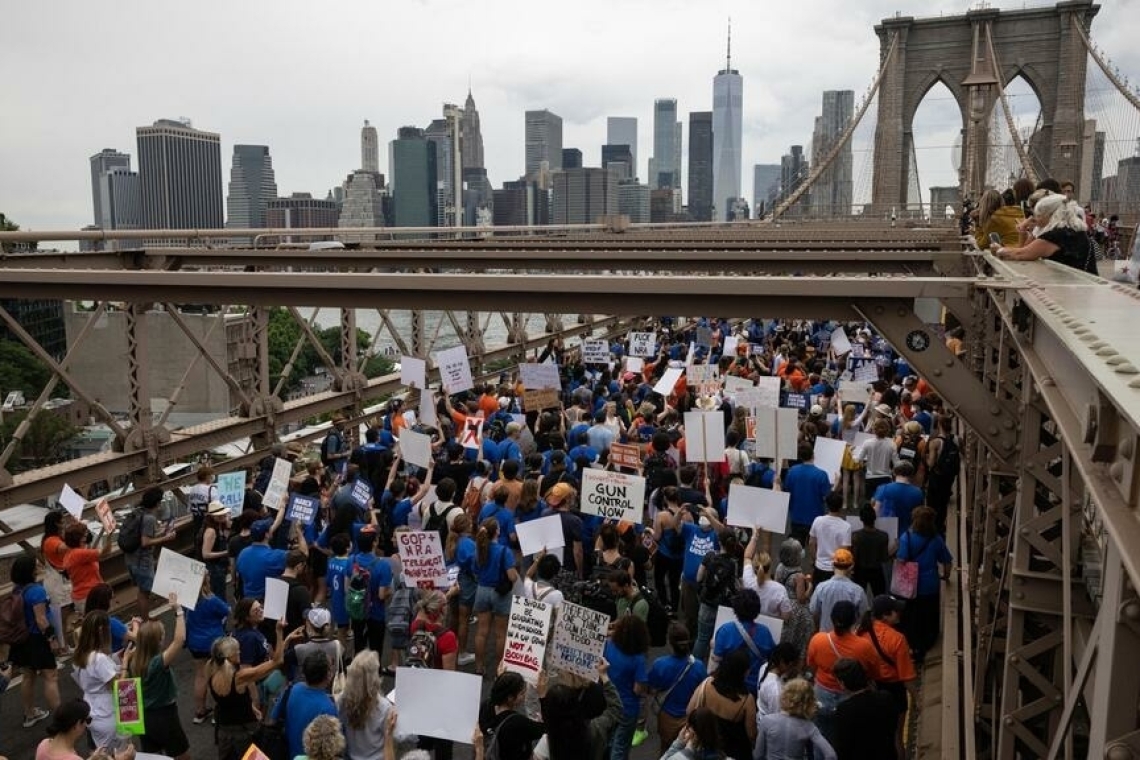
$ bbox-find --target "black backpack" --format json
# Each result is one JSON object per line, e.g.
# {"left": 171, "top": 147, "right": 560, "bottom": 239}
{"left": 632, "top": 586, "right": 669, "bottom": 647}
{"left": 117, "top": 508, "right": 145, "bottom": 554}
{"left": 699, "top": 553, "right": 739, "bottom": 607}
{"left": 320, "top": 430, "right": 342, "bottom": 467}
{"left": 931, "top": 435, "right": 960, "bottom": 479}
{"left": 424, "top": 503, "right": 460, "bottom": 546}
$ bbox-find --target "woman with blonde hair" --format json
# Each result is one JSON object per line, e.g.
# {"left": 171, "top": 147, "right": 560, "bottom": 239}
{"left": 973, "top": 188, "right": 1021, "bottom": 249}
{"left": 336, "top": 650, "right": 394, "bottom": 760}
{"left": 184, "top": 573, "right": 231, "bottom": 724}
{"left": 742, "top": 532, "right": 791, "bottom": 620}
{"left": 124, "top": 592, "right": 189, "bottom": 760}
{"left": 301, "top": 714, "right": 347, "bottom": 760}
{"left": 832, "top": 404, "right": 864, "bottom": 509}
{"left": 994, "top": 191, "right": 1097, "bottom": 273}
{"left": 471, "top": 517, "right": 518, "bottom": 676}
{"left": 753, "top": 678, "right": 836, "bottom": 760}
{"left": 71, "top": 611, "right": 119, "bottom": 747}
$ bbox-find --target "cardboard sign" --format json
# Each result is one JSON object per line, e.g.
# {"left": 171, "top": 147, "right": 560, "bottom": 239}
{"left": 217, "top": 471, "right": 246, "bottom": 516}
{"left": 831, "top": 327, "right": 852, "bottom": 356}
{"left": 579, "top": 470, "right": 646, "bottom": 522}
{"left": 395, "top": 531, "right": 448, "bottom": 589}
{"left": 523, "top": 388, "right": 560, "bottom": 411}
{"left": 419, "top": 388, "right": 438, "bottom": 427}
{"left": 723, "top": 375, "right": 753, "bottom": 394}
{"left": 113, "top": 677, "right": 145, "bottom": 735}
{"left": 608, "top": 442, "right": 643, "bottom": 472}
{"left": 285, "top": 493, "right": 319, "bottom": 526}
{"left": 521, "top": 363, "right": 561, "bottom": 390}
{"left": 725, "top": 483, "right": 790, "bottom": 534}
{"left": 853, "top": 362, "right": 879, "bottom": 383}
{"left": 628, "top": 332, "right": 656, "bottom": 358}
{"left": 812, "top": 437, "right": 847, "bottom": 485}
{"left": 582, "top": 339, "right": 609, "bottom": 365}
{"left": 695, "top": 327, "right": 713, "bottom": 348}
{"left": 848, "top": 515, "right": 899, "bottom": 543}
{"left": 515, "top": 514, "right": 566, "bottom": 557}
{"left": 400, "top": 428, "right": 433, "bottom": 469}
{"left": 260, "top": 457, "right": 293, "bottom": 511}
{"left": 683, "top": 411, "right": 726, "bottom": 463}
{"left": 435, "top": 345, "right": 474, "bottom": 393}
{"left": 263, "top": 577, "right": 289, "bottom": 621}
{"left": 551, "top": 601, "right": 609, "bottom": 679}
{"left": 152, "top": 548, "right": 206, "bottom": 611}
{"left": 652, "top": 367, "right": 684, "bottom": 397}
{"left": 95, "top": 499, "right": 116, "bottom": 534}
{"left": 401, "top": 356, "right": 426, "bottom": 388}
{"left": 722, "top": 335, "right": 740, "bottom": 356}
{"left": 752, "top": 407, "right": 800, "bottom": 461}
{"left": 714, "top": 606, "right": 784, "bottom": 644}
{"left": 625, "top": 356, "right": 644, "bottom": 374}
{"left": 503, "top": 596, "right": 553, "bottom": 684}
{"left": 745, "top": 416, "right": 757, "bottom": 441}
{"left": 395, "top": 667, "right": 482, "bottom": 744}
{"left": 350, "top": 479, "right": 373, "bottom": 509}
{"left": 460, "top": 417, "right": 484, "bottom": 450}
{"left": 59, "top": 484, "right": 86, "bottom": 520}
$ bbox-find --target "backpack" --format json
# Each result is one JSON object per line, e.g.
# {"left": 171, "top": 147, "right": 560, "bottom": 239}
{"left": 643, "top": 453, "right": 675, "bottom": 494}
{"left": 117, "top": 508, "right": 145, "bottom": 554}
{"left": 424, "top": 503, "right": 461, "bottom": 546}
{"left": 485, "top": 417, "right": 509, "bottom": 444}
{"left": 346, "top": 559, "right": 372, "bottom": 621}
{"left": 930, "top": 435, "right": 960, "bottom": 479}
{"left": 0, "top": 586, "right": 29, "bottom": 645}
{"left": 460, "top": 480, "right": 484, "bottom": 523}
{"left": 699, "top": 553, "right": 739, "bottom": 607}
{"left": 386, "top": 575, "right": 417, "bottom": 638}
{"left": 897, "top": 432, "right": 924, "bottom": 466}
{"left": 632, "top": 586, "right": 669, "bottom": 647}
{"left": 406, "top": 620, "right": 440, "bottom": 668}
{"left": 484, "top": 712, "right": 521, "bottom": 760}
{"left": 320, "top": 430, "right": 342, "bottom": 467}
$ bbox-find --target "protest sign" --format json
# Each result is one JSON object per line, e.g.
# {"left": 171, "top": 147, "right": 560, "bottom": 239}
{"left": 851, "top": 432, "right": 874, "bottom": 461}
{"left": 350, "top": 479, "right": 373, "bottom": 509}
{"left": 395, "top": 531, "right": 449, "bottom": 589}
{"left": 628, "top": 332, "right": 656, "bottom": 358}
{"left": 435, "top": 345, "right": 474, "bottom": 393}
{"left": 745, "top": 416, "right": 757, "bottom": 441}
{"left": 551, "top": 601, "right": 609, "bottom": 679}
{"left": 515, "top": 514, "right": 565, "bottom": 557}
{"left": 240, "top": 747, "right": 271, "bottom": 760}
{"left": 608, "top": 443, "right": 642, "bottom": 471}
{"left": 652, "top": 367, "right": 684, "bottom": 397}
{"left": 395, "top": 668, "right": 482, "bottom": 744}
{"left": 400, "top": 356, "right": 426, "bottom": 389}
{"left": 579, "top": 469, "right": 646, "bottom": 522}
{"left": 400, "top": 428, "right": 433, "bottom": 469}
{"left": 502, "top": 596, "right": 553, "bottom": 684}
{"left": 113, "top": 677, "right": 145, "bottom": 735}
{"left": 714, "top": 606, "right": 784, "bottom": 644}
{"left": 830, "top": 327, "right": 852, "bottom": 356}
{"left": 781, "top": 392, "right": 810, "bottom": 412}
{"left": 752, "top": 407, "right": 800, "bottom": 461}
{"left": 695, "top": 327, "right": 713, "bottom": 348}
{"left": 754, "top": 376, "right": 782, "bottom": 409}
{"left": 684, "top": 342, "right": 695, "bottom": 366}
{"left": 722, "top": 335, "right": 739, "bottom": 356}
{"left": 723, "top": 375, "right": 753, "bottom": 395}
{"left": 260, "top": 457, "right": 293, "bottom": 511}
{"left": 683, "top": 411, "right": 726, "bottom": 463}
{"left": 152, "top": 548, "right": 206, "bottom": 610}
{"left": 688, "top": 365, "right": 720, "bottom": 396}
{"left": 812, "top": 437, "right": 847, "bottom": 485}
{"left": 216, "top": 471, "right": 246, "bottom": 516}
{"left": 625, "top": 356, "right": 644, "bottom": 374}
{"left": 95, "top": 499, "right": 116, "bottom": 534}
{"left": 59, "top": 484, "right": 86, "bottom": 520}
{"left": 581, "top": 339, "right": 609, "bottom": 365}
{"left": 285, "top": 493, "right": 319, "bottom": 526}
{"left": 838, "top": 380, "right": 872, "bottom": 402}
{"left": 523, "top": 388, "right": 560, "bottom": 411}
{"left": 460, "top": 417, "right": 484, "bottom": 450}
{"left": 419, "top": 388, "right": 438, "bottom": 426}
{"left": 725, "top": 483, "right": 790, "bottom": 534}
{"left": 853, "top": 362, "right": 879, "bottom": 383}
{"left": 263, "top": 577, "right": 289, "bottom": 621}
{"left": 848, "top": 515, "right": 898, "bottom": 543}
{"left": 521, "top": 363, "right": 561, "bottom": 390}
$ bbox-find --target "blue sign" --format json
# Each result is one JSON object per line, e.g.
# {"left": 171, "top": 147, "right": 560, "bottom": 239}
{"left": 285, "top": 493, "right": 319, "bottom": 526}
{"left": 350, "top": 480, "right": 373, "bottom": 509}
{"left": 216, "top": 471, "right": 246, "bottom": 516}
{"left": 781, "top": 393, "right": 810, "bottom": 412}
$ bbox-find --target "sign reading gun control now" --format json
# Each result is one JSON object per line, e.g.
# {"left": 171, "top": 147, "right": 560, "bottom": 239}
{"left": 579, "top": 469, "right": 645, "bottom": 523}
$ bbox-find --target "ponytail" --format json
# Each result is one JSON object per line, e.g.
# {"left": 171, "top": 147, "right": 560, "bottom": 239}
{"left": 475, "top": 517, "right": 498, "bottom": 567}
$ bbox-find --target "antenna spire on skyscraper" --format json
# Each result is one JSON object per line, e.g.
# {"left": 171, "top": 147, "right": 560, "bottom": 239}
{"left": 727, "top": 17, "right": 732, "bottom": 70}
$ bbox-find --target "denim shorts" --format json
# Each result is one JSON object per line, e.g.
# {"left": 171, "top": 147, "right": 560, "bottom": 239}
{"left": 473, "top": 585, "right": 512, "bottom": 616}
{"left": 128, "top": 564, "right": 155, "bottom": 593}
{"left": 458, "top": 572, "right": 478, "bottom": 609}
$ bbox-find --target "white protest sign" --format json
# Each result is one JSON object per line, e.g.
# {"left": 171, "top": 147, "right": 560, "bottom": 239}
{"left": 263, "top": 577, "right": 289, "bottom": 621}
{"left": 652, "top": 367, "right": 684, "bottom": 397}
{"left": 579, "top": 469, "right": 646, "bottom": 523}
{"left": 853, "top": 363, "right": 879, "bottom": 383}
{"left": 725, "top": 483, "right": 790, "bottom": 533}
{"left": 813, "top": 437, "right": 848, "bottom": 485}
{"left": 395, "top": 531, "right": 449, "bottom": 589}
{"left": 261, "top": 457, "right": 293, "bottom": 511}
{"left": 502, "top": 596, "right": 553, "bottom": 684}
{"left": 754, "top": 376, "right": 782, "bottom": 409}
{"left": 59, "top": 484, "right": 86, "bottom": 520}
{"left": 217, "top": 471, "right": 246, "bottom": 516}
{"left": 435, "top": 345, "right": 474, "bottom": 393}
{"left": 831, "top": 327, "right": 852, "bottom": 356}
{"left": 460, "top": 417, "right": 484, "bottom": 451}
{"left": 848, "top": 515, "right": 899, "bottom": 543}
{"left": 152, "top": 548, "right": 207, "bottom": 611}
{"left": 839, "top": 380, "right": 872, "bottom": 401}
{"left": 515, "top": 514, "right": 566, "bottom": 557}
{"left": 683, "top": 411, "right": 726, "bottom": 463}
{"left": 684, "top": 342, "right": 695, "bottom": 366}
{"left": 722, "top": 335, "right": 739, "bottom": 356}
{"left": 400, "top": 356, "right": 426, "bottom": 389}
{"left": 851, "top": 432, "right": 874, "bottom": 461}
{"left": 628, "top": 332, "right": 656, "bottom": 358}
{"left": 400, "top": 428, "right": 433, "bottom": 469}
{"left": 403, "top": 410, "right": 417, "bottom": 428}
{"left": 521, "top": 363, "right": 561, "bottom": 390}
{"left": 582, "top": 339, "right": 609, "bottom": 365}
{"left": 551, "top": 601, "right": 609, "bottom": 679}
{"left": 714, "top": 606, "right": 784, "bottom": 644}
{"left": 625, "top": 356, "right": 644, "bottom": 374}
{"left": 395, "top": 668, "right": 482, "bottom": 744}
{"left": 419, "top": 388, "right": 438, "bottom": 427}
{"left": 723, "top": 375, "right": 753, "bottom": 394}
{"left": 285, "top": 493, "right": 319, "bottom": 526}
{"left": 752, "top": 408, "right": 800, "bottom": 461}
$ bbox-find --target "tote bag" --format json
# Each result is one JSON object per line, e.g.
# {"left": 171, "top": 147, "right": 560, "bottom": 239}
{"left": 890, "top": 532, "right": 931, "bottom": 600}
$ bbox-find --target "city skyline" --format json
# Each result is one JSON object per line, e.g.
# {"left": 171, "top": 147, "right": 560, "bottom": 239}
{"left": 2, "top": 0, "right": 1137, "bottom": 233}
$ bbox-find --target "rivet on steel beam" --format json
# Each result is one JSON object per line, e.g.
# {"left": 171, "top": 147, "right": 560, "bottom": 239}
{"left": 1107, "top": 356, "right": 1127, "bottom": 366}
{"left": 1129, "top": 377, "right": 1140, "bottom": 389}
{"left": 1114, "top": 364, "right": 1140, "bottom": 375}
{"left": 1122, "top": 601, "right": 1140, "bottom": 621}
{"left": 990, "top": 406, "right": 1001, "bottom": 415}
{"left": 1110, "top": 462, "right": 1124, "bottom": 483}
{"left": 1105, "top": 743, "right": 1136, "bottom": 760}
{"left": 1097, "top": 348, "right": 1118, "bottom": 357}
{"left": 1090, "top": 341, "right": 1107, "bottom": 349}
{"left": 1079, "top": 333, "right": 1097, "bottom": 342}
{"left": 988, "top": 426, "right": 999, "bottom": 435}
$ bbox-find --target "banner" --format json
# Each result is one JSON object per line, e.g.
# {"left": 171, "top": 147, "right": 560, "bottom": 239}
{"left": 460, "top": 417, "right": 484, "bottom": 450}
{"left": 520, "top": 363, "right": 561, "bottom": 390}
{"left": 395, "top": 530, "right": 448, "bottom": 589}
{"left": 550, "top": 601, "right": 609, "bottom": 679}
{"left": 687, "top": 365, "right": 720, "bottom": 396}
{"left": 349, "top": 479, "right": 373, "bottom": 509}
{"left": 113, "top": 677, "right": 146, "bottom": 735}
{"left": 502, "top": 596, "right": 553, "bottom": 684}
{"left": 628, "top": 332, "right": 656, "bottom": 358}
{"left": 285, "top": 493, "right": 319, "bottom": 526}
{"left": 152, "top": 548, "right": 206, "bottom": 610}
{"left": 216, "top": 471, "right": 246, "bottom": 516}
{"left": 579, "top": 469, "right": 646, "bottom": 522}
{"left": 581, "top": 339, "right": 609, "bottom": 365}
{"left": 523, "top": 388, "right": 560, "bottom": 411}
{"left": 260, "top": 457, "right": 293, "bottom": 511}
{"left": 608, "top": 443, "right": 642, "bottom": 471}
{"left": 435, "top": 345, "right": 474, "bottom": 393}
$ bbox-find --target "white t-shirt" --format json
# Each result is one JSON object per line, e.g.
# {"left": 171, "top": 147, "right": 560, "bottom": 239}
{"left": 524, "top": 578, "right": 564, "bottom": 608}
{"left": 418, "top": 501, "right": 463, "bottom": 531}
{"left": 756, "top": 670, "right": 785, "bottom": 719}
{"left": 742, "top": 565, "right": 792, "bottom": 618}
{"left": 809, "top": 515, "right": 853, "bottom": 571}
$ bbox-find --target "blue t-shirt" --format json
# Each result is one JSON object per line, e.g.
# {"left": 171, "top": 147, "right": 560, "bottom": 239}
{"left": 647, "top": 654, "right": 708, "bottom": 718}
{"left": 873, "top": 482, "right": 924, "bottom": 533}
{"left": 317, "top": 522, "right": 368, "bottom": 553}
{"left": 278, "top": 682, "right": 338, "bottom": 760}
{"left": 604, "top": 640, "right": 649, "bottom": 717}
{"left": 326, "top": 555, "right": 353, "bottom": 626}
{"left": 110, "top": 617, "right": 128, "bottom": 652}
{"left": 454, "top": 536, "right": 477, "bottom": 574}
{"left": 497, "top": 439, "right": 522, "bottom": 466}
{"left": 477, "top": 504, "right": 516, "bottom": 548}
{"left": 473, "top": 542, "right": 514, "bottom": 587}
{"left": 712, "top": 619, "right": 775, "bottom": 693}
{"left": 898, "top": 530, "right": 953, "bottom": 597}
{"left": 783, "top": 463, "right": 832, "bottom": 526}
{"left": 681, "top": 523, "right": 719, "bottom": 584}
{"left": 392, "top": 498, "right": 414, "bottom": 528}
{"left": 236, "top": 544, "right": 288, "bottom": 600}
{"left": 367, "top": 556, "right": 395, "bottom": 623}
{"left": 20, "top": 584, "right": 48, "bottom": 634}
{"left": 235, "top": 626, "right": 269, "bottom": 667}
{"left": 185, "top": 594, "right": 231, "bottom": 653}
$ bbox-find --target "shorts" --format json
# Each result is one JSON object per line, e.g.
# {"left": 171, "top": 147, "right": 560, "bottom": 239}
{"left": 457, "top": 572, "right": 477, "bottom": 609}
{"left": 140, "top": 703, "right": 190, "bottom": 758}
{"left": 9, "top": 634, "right": 56, "bottom": 671}
{"left": 127, "top": 564, "right": 155, "bottom": 594}
{"left": 473, "top": 585, "right": 512, "bottom": 616}
{"left": 188, "top": 647, "right": 211, "bottom": 660}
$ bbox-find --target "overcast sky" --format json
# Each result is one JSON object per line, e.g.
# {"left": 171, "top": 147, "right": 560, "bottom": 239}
{"left": 2, "top": 0, "right": 1136, "bottom": 234}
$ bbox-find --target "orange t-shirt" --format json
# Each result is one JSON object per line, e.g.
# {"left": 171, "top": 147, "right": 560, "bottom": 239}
{"left": 62, "top": 547, "right": 103, "bottom": 602}
{"left": 42, "top": 535, "right": 68, "bottom": 572}
{"left": 806, "top": 630, "right": 885, "bottom": 692}
{"left": 861, "top": 620, "right": 916, "bottom": 684}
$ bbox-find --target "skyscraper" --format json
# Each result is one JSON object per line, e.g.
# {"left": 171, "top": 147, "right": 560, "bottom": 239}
{"left": 752, "top": 164, "right": 781, "bottom": 218}
{"left": 90, "top": 149, "right": 131, "bottom": 225}
{"left": 362, "top": 120, "right": 379, "bottom": 173}
{"left": 461, "top": 90, "right": 485, "bottom": 170}
{"left": 337, "top": 171, "right": 385, "bottom": 234}
{"left": 607, "top": 118, "right": 638, "bottom": 179}
{"left": 602, "top": 144, "right": 635, "bottom": 182}
{"left": 780, "top": 145, "right": 810, "bottom": 216}
{"left": 390, "top": 127, "right": 439, "bottom": 227}
{"left": 712, "top": 23, "right": 743, "bottom": 219}
{"left": 424, "top": 117, "right": 455, "bottom": 227}
{"left": 617, "top": 180, "right": 650, "bottom": 223}
{"left": 226, "top": 145, "right": 277, "bottom": 234}
{"left": 674, "top": 122, "right": 683, "bottom": 193}
{"left": 651, "top": 99, "right": 679, "bottom": 189}
{"left": 562, "top": 148, "right": 583, "bottom": 170}
{"left": 525, "top": 110, "right": 563, "bottom": 175}
{"left": 552, "top": 168, "right": 618, "bottom": 224}
{"left": 136, "top": 119, "right": 223, "bottom": 235}
{"left": 809, "top": 90, "right": 854, "bottom": 217}
{"left": 688, "top": 112, "right": 714, "bottom": 221}
{"left": 89, "top": 150, "right": 141, "bottom": 244}
{"left": 268, "top": 193, "right": 341, "bottom": 235}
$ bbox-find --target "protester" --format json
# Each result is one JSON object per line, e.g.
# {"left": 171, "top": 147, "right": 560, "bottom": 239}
{"left": 604, "top": 614, "right": 651, "bottom": 757}
{"left": 40, "top": 511, "right": 73, "bottom": 649}
{"left": 993, "top": 192, "right": 1098, "bottom": 273}
{"left": 83, "top": 584, "right": 131, "bottom": 652}
{"left": 338, "top": 650, "right": 396, "bottom": 760}
{"left": 709, "top": 589, "right": 775, "bottom": 697}
{"left": 754, "top": 643, "right": 801, "bottom": 719}
{"left": 477, "top": 670, "right": 547, "bottom": 760}
{"left": 831, "top": 658, "right": 898, "bottom": 760}
{"left": 540, "top": 483, "right": 584, "bottom": 578}
{"left": 122, "top": 486, "right": 177, "bottom": 620}
{"left": 232, "top": 597, "right": 283, "bottom": 708}
{"left": 407, "top": 590, "right": 458, "bottom": 760}
{"left": 61, "top": 521, "right": 113, "bottom": 620}
{"left": 805, "top": 601, "right": 882, "bottom": 745}
{"left": 470, "top": 517, "right": 518, "bottom": 675}
{"left": 277, "top": 651, "right": 339, "bottom": 760}
{"left": 686, "top": 648, "right": 757, "bottom": 760}
{"left": 7, "top": 553, "right": 59, "bottom": 727}
{"left": 537, "top": 659, "right": 620, "bottom": 760}
{"left": 658, "top": 707, "right": 726, "bottom": 760}
{"left": 742, "top": 533, "right": 791, "bottom": 620}
{"left": 35, "top": 699, "right": 135, "bottom": 760}
{"left": 125, "top": 592, "right": 190, "bottom": 760}
{"left": 694, "top": 530, "right": 739, "bottom": 661}
{"left": 284, "top": 607, "right": 343, "bottom": 693}
{"left": 752, "top": 678, "right": 836, "bottom": 760}
{"left": 898, "top": 506, "right": 953, "bottom": 660}
{"left": 808, "top": 493, "right": 852, "bottom": 587}
{"left": 184, "top": 573, "right": 231, "bottom": 724}
{"left": 923, "top": 415, "right": 960, "bottom": 534}
{"left": 302, "top": 713, "right": 347, "bottom": 760}
{"left": 647, "top": 622, "right": 707, "bottom": 754}
{"left": 850, "top": 506, "right": 890, "bottom": 597}
{"left": 199, "top": 500, "right": 233, "bottom": 601}
{"left": 651, "top": 486, "right": 686, "bottom": 613}
{"left": 781, "top": 443, "right": 832, "bottom": 545}
{"left": 858, "top": 420, "right": 898, "bottom": 498}
{"left": 860, "top": 595, "right": 917, "bottom": 758}
{"left": 808, "top": 549, "right": 866, "bottom": 633}
{"left": 71, "top": 611, "right": 119, "bottom": 747}
{"left": 872, "top": 462, "right": 923, "bottom": 534}
{"left": 677, "top": 505, "right": 723, "bottom": 647}
{"left": 772, "top": 539, "right": 813, "bottom": 659}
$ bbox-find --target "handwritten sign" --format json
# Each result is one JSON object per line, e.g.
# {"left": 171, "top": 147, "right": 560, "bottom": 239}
{"left": 581, "top": 339, "right": 609, "bottom": 365}
{"left": 853, "top": 362, "right": 879, "bottom": 383}
{"left": 551, "top": 601, "right": 609, "bottom": 679}
{"left": 628, "top": 332, "right": 656, "bottom": 358}
{"left": 608, "top": 443, "right": 642, "bottom": 471}
{"left": 400, "top": 428, "right": 433, "bottom": 469}
{"left": 395, "top": 531, "right": 448, "bottom": 589}
{"left": 521, "top": 363, "right": 561, "bottom": 390}
{"left": 435, "top": 345, "right": 474, "bottom": 393}
{"left": 726, "top": 483, "right": 790, "bottom": 534}
{"left": 688, "top": 365, "right": 720, "bottom": 396}
{"left": 285, "top": 493, "right": 319, "bottom": 526}
{"left": 260, "top": 457, "right": 293, "bottom": 511}
{"left": 625, "top": 356, "right": 644, "bottom": 374}
{"left": 152, "top": 548, "right": 207, "bottom": 610}
{"left": 419, "top": 388, "right": 438, "bottom": 427}
{"left": 461, "top": 417, "right": 484, "bottom": 450}
{"left": 579, "top": 469, "right": 645, "bottom": 522}
{"left": 722, "top": 335, "right": 740, "bottom": 356}
{"left": 395, "top": 668, "right": 482, "bottom": 744}
{"left": 400, "top": 356, "right": 426, "bottom": 388}
{"left": 216, "top": 471, "right": 246, "bottom": 516}
{"left": 59, "top": 484, "right": 86, "bottom": 520}
{"left": 503, "top": 596, "right": 553, "bottom": 684}
{"left": 95, "top": 499, "right": 116, "bottom": 534}
{"left": 683, "top": 411, "right": 726, "bottom": 463}
{"left": 523, "top": 388, "right": 560, "bottom": 411}
{"left": 113, "top": 677, "right": 145, "bottom": 735}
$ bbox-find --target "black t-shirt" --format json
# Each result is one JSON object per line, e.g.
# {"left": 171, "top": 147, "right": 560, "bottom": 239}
{"left": 833, "top": 690, "right": 897, "bottom": 760}
{"left": 436, "top": 460, "right": 476, "bottom": 496}
{"left": 852, "top": 528, "right": 890, "bottom": 570}
{"left": 477, "top": 704, "right": 546, "bottom": 760}
{"left": 1038, "top": 227, "right": 1096, "bottom": 274}
{"left": 284, "top": 578, "right": 311, "bottom": 633}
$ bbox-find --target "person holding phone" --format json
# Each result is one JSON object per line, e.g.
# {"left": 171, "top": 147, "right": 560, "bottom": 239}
{"left": 35, "top": 699, "right": 135, "bottom": 760}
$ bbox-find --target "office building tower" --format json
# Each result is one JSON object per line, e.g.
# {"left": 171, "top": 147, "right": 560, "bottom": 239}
{"left": 461, "top": 90, "right": 485, "bottom": 170}
{"left": 713, "top": 24, "right": 743, "bottom": 219}
{"left": 137, "top": 119, "right": 224, "bottom": 236}
{"left": 96, "top": 170, "right": 143, "bottom": 239}
{"left": 462, "top": 167, "right": 493, "bottom": 226}
{"left": 89, "top": 149, "right": 131, "bottom": 226}
{"left": 688, "top": 112, "right": 714, "bottom": 221}
{"left": 494, "top": 180, "right": 549, "bottom": 226}
{"left": 650, "top": 189, "right": 678, "bottom": 222}
{"left": 607, "top": 118, "right": 638, "bottom": 179}
{"left": 226, "top": 145, "right": 277, "bottom": 238}
{"left": 602, "top": 144, "right": 635, "bottom": 182}
{"left": 552, "top": 167, "right": 617, "bottom": 224}
{"left": 267, "top": 193, "right": 341, "bottom": 237}
{"left": 390, "top": 127, "right": 439, "bottom": 227}
{"left": 338, "top": 171, "right": 386, "bottom": 236}
{"left": 809, "top": 90, "right": 854, "bottom": 217}
{"left": 752, "top": 164, "right": 781, "bottom": 218}
{"left": 780, "top": 145, "right": 810, "bottom": 216}
{"left": 362, "top": 120, "right": 379, "bottom": 173}
{"left": 674, "top": 122, "right": 683, "bottom": 192}
{"left": 525, "top": 109, "right": 563, "bottom": 175}
{"left": 424, "top": 117, "right": 455, "bottom": 227}
{"left": 651, "top": 99, "right": 679, "bottom": 189}
{"left": 562, "top": 148, "right": 583, "bottom": 170}
{"left": 617, "top": 180, "right": 650, "bottom": 223}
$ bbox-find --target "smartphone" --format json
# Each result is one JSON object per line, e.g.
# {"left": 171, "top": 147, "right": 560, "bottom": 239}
{"left": 989, "top": 232, "right": 1002, "bottom": 246}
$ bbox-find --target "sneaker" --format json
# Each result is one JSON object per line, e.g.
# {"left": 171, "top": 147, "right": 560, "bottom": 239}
{"left": 631, "top": 729, "right": 649, "bottom": 747}
{"left": 193, "top": 708, "right": 213, "bottom": 725}
{"left": 23, "top": 708, "right": 49, "bottom": 728}
{"left": 457, "top": 652, "right": 476, "bottom": 666}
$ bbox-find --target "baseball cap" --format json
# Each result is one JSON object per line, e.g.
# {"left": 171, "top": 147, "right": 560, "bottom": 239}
{"left": 249, "top": 518, "right": 274, "bottom": 542}
{"left": 545, "top": 482, "right": 575, "bottom": 506}
{"left": 306, "top": 607, "right": 332, "bottom": 630}
{"left": 832, "top": 548, "right": 855, "bottom": 568}
{"left": 206, "top": 500, "right": 229, "bottom": 517}
{"left": 872, "top": 594, "right": 905, "bottom": 617}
